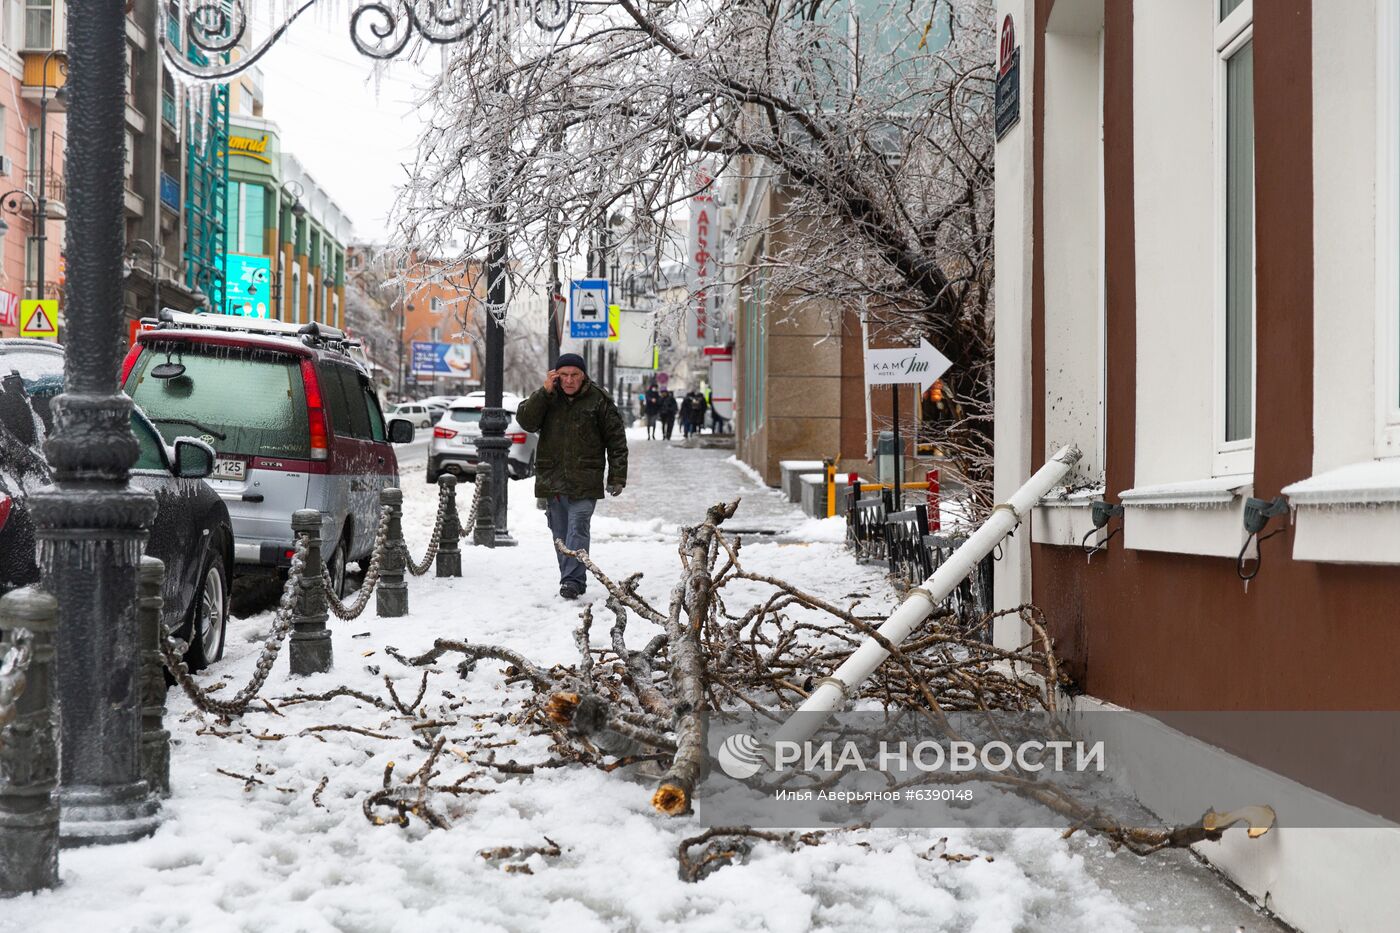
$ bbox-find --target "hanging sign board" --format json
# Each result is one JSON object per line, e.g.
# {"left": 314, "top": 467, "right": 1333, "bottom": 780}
{"left": 569, "top": 278, "right": 609, "bottom": 339}
{"left": 865, "top": 338, "right": 952, "bottom": 391}
{"left": 19, "top": 299, "right": 59, "bottom": 339}
{"left": 687, "top": 167, "right": 719, "bottom": 347}
{"left": 995, "top": 15, "right": 1021, "bottom": 141}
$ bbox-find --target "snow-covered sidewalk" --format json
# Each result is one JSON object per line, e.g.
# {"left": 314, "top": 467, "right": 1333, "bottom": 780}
{"left": 2, "top": 432, "right": 1282, "bottom": 933}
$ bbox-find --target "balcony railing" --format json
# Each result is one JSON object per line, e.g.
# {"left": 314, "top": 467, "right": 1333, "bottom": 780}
{"left": 159, "top": 173, "right": 180, "bottom": 213}
{"left": 25, "top": 170, "right": 66, "bottom": 207}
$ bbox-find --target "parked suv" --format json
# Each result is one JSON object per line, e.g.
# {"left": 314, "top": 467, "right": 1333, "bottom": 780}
{"left": 427, "top": 392, "right": 538, "bottom": 483}
{"left": 122, "top": 311, "right": 414, "bottom": 593}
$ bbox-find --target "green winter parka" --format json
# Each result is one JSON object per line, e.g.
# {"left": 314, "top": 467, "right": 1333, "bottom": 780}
{"left": 515, "top": 379, "right": 629, "bottom": 500}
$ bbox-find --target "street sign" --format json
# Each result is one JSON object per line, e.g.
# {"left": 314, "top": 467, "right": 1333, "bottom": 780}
{"left": 19, "top": 299, "right": 58, "bottom": 338}
{"left": 607, "top": 304, "right": 621, "bottom": 342}
{"left": 865, "top": 338, "right": 952, "bottom": 391}
{"left": 569, "top": 278, "right": 609, "bottom": 339}
{"left": 995, "top": 16, "right": 1021, "bottom": 141}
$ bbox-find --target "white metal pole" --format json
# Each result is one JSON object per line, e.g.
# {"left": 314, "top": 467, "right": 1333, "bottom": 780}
{"left": 773, "top": 444, "right": 1082, "bottom": 747}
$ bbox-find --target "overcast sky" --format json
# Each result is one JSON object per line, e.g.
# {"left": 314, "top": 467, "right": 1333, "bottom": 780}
{"left": 252, "top": 15, "right": 437, "bottom": 241}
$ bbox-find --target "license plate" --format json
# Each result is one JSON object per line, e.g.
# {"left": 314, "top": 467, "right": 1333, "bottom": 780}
{"left": 213, "top": 458, "right": 245, "bottom": 480}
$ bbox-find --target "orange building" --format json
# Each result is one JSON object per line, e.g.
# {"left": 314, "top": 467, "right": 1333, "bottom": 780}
{"left": 394, "top": 251, "right": 487, "bottom": 400}
{"left": 0, "top": 23, "right": 68, "bottom": 338}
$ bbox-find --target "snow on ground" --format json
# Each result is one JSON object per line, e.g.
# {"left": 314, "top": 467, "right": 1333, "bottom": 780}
{"left": 1, "top": 440, "right": 1280, "bottom": 933}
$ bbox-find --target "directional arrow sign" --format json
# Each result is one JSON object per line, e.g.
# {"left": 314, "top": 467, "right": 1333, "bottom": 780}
{"left": 864, "top": 338, "right": 952, "bottom": 391}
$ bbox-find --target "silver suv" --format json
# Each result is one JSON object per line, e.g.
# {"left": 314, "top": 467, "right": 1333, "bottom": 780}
{"left": 122, "top": 311, "right": 414, "bottom": 593}
{"left": 427, "top": 392, "right": 538, "bottom": 483}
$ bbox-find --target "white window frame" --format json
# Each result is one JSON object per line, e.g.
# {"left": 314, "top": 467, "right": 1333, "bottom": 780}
{"left": 1212, "top": 0, "right": 1255, "bottom": 478}
{"left": 1377, "top": 0, "right": 1400, "bottom": 458}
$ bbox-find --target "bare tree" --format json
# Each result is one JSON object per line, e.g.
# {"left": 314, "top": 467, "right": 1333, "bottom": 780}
{"left": 401, "top": 0, "right": 996, "bottom": 507}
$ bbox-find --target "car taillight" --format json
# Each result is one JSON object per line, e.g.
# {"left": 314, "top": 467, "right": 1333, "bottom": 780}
{"left": 433, "top": 427, "right": 457, "bottom": 440}
{"left": 120, "top": 345, "right": 142, "bottom": 385}
{"left": 507, "top": 432, "right": 527, "bottom": 444}
{"left": 0, "top": 494, "right": 10, "bottom": 533}
{"left": 299, "top": 359, "right": 329, "bottom": 461}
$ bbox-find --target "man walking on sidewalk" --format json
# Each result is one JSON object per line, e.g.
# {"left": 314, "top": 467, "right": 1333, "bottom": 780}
{"left": 516, "top": 353, "right": 629, "bottom": 599}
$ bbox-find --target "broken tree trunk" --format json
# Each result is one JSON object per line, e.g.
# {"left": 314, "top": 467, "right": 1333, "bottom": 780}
{"left": 652, "top": 500, "right": 738, "bottom": 815}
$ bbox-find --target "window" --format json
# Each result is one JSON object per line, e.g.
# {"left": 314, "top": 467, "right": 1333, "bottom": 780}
{"left": 430, "top": 297, "right": 445, "bottom": 312}
{"left": 741, "top": 247, "right": 767, "bottom": 436}
{"left": 1381, "top": 0, "right": 1400, "bottom": 457}
{"left": 318, "top": 363, "right": 354, "bottom": 437}
{"left": 131, "top": 413, "right": 167, "bottom": 472}
{"left": 1215, "top": 0, "right": 1254, "bottom": 476}
{"left": 24, "top": 237, "right": 38, "bottom": 299}
{"left": 23, "top": 0, "right": 50, "bottom": 49}
{"left": 26, "top": 126, "right": 38, "bottom": 188}
{"left": 290, "top": 266, "right": 300, "bottom": 323}
{"left": 333, "top": 367, "right": 373, "bottom": 440}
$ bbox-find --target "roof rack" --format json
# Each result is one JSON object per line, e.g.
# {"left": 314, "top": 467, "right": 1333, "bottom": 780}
{"left": 145, "top": 309, "right": 360, "bottom": 354}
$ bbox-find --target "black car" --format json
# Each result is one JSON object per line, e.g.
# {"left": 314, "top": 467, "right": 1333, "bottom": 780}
{"left": 0, "top": 339, "right": 234, "bottom": 670}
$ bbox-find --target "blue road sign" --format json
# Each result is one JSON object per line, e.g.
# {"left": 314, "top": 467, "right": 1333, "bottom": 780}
{"left": 569, "top": 278, "right": 609, "bottom": 339}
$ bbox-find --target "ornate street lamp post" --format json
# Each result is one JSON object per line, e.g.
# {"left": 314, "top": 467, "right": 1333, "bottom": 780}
{"left": 29, "top": 5, "right": 160, "bottom": 845}
{"left": 125, "top": 238, "right": 163, "bottom": 317}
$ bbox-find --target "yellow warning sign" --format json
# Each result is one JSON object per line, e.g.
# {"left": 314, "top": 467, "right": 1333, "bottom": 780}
{"left": 607, "top": 304, "right": 620, "bottom": 343}
{"left": 19, "top": 299, "right": 58, "bottom": 339}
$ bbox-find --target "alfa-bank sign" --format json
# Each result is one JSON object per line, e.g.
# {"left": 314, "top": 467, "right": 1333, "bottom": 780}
{"left": 687, "top": 169, "right": 719, "bottom": 348}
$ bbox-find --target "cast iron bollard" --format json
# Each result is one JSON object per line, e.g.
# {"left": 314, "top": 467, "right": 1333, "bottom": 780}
{"left": 289, "top": 510, "right": 333, "bottom": 675}
{"left": 474, "top": 466, "right": 497, "bottom": 548}
{"left": 0, "top": 588, "right": 59, "bottom": 895}
{"left": 436, "top": 475, "right": 463, "bottom": 577}
{"left": 377, "top": 488, "right": 409, "bottom": 617}
{"left": 137, "top": 557, "right": 170, "bottom": 798}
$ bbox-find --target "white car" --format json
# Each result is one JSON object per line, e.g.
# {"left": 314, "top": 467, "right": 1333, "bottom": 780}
{"left": 388, "top": 402, "right": 436, "bottom": 429}
{"left": 427, "top": 392, "right": 539, "bottom": 483}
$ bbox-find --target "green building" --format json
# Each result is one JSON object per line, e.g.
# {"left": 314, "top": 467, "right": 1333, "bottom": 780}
{"left": 224, "top": 116, "right": 350, "bottom": 328}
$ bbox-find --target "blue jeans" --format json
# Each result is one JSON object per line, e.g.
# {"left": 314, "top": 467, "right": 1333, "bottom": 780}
{"left": 545, "top": 495, "right": 597, "bottom": 589}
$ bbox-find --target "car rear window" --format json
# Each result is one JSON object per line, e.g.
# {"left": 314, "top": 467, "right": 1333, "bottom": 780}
{"left": 448, "top": 409, "right": 484, "bottom": 424}
{"left": 125, "top": 343, "right": 310, "bottom": 458}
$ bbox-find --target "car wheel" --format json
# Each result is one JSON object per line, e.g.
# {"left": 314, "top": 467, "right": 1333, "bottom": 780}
{"left": 188, "top": 545, "right": 229, "bottom": 671}
{"left": 326, "top": 534, "right": 349, "bottom": 599}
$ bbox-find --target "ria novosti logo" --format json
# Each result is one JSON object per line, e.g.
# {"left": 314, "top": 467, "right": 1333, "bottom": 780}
{"left": 714, "top": 733, "right": 1106, "bottom": 781}
{"left": 717, "top": 733, "right": 766, "bottom": 779}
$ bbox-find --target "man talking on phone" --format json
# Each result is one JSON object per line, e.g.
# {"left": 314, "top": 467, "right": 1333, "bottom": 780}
{"left": 515, "top": 353, "right": 629, "bottom": 599}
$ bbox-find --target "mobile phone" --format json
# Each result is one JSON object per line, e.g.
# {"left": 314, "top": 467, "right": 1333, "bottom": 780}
{"left": 553, "top": 376, "right": 562, "bottom": 391}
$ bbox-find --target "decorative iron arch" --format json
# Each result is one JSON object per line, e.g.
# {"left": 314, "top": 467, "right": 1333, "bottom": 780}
{"left": 160, "top": 0, "right": 572, "bottom": 81}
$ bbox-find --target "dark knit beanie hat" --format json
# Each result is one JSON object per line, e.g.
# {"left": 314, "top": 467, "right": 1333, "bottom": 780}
{"left": 555, "top": 352, "right": 587, "bottom": 373}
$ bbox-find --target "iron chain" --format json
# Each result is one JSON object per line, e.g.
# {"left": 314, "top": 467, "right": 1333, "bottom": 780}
{"left": 160, "top": 535, "right": 309, "bottom": 718}
{"left": 323, "top": 504, "right": 393, "bottom": 620}
{"left": 406, "top": 482, "right": 450, "bottom": 576}
{"left": 0, "top": 629, "right": 34, "bottom": 744}
{"left": 459, "top": 473, "right": 485, "bottom": 538}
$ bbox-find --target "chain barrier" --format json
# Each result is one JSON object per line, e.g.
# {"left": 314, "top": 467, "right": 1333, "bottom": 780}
{"left": 0, "top": 628, "right": 34, "bottom": 741}
{"left": 459, "top": 473, "right": 485, "bottom": 539}
{"left": 160, "top": 535, "right": 309, "bottom": 718}
{"left": 323, "top": 504, "right": 393, "bottom": 621}
{"left": 407, "top": 482, "right": 450, "bottom": 576}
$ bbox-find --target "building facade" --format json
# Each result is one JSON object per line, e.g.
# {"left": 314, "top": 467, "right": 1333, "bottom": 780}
{"left": 0, "top": 0, "right": 67, "bottom": 338}
{"left": 995, "top": 2, "right": 1399, "bottom": 929}
{"left": 727, "top": 162, "right": 915, "bottom": 485}
{"left": 225, "top": 116, "right": 349, "bottom": 329}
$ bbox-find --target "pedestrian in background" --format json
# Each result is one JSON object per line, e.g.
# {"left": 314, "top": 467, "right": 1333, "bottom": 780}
{"left": 516, "top": 353, "right": 629, "bottom": 600}
{"left": 658, "top": 388, "right": 678, "bottom": 440}
{"left": 643, "top": 383, "right": 660, "bottom": 440}
{"left": 683, "top": 389, "right": 708, "bottom": 438}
